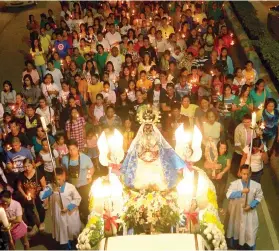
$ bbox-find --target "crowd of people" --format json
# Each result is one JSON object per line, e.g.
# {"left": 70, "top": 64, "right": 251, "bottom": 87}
{"left": 0, "top": 1, "right": 278, "bottom": 250}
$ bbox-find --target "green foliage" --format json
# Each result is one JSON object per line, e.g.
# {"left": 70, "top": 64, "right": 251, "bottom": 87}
{"left": 231, "top": 1, "right": 279, "bottom": 82}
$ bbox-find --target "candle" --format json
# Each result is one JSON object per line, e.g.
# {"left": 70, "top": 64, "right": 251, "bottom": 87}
{"left": 230, "top": 40, "right": 235, "bottom": 46}
{"left": 52, "top": 48, "right": 55, "bottom": 52}
{"left": 260, "top": 122, "right": 265, "bottom": 130}
{"left": 251, "top": 112, "right": 256, "bottom": 128}
{"left": 210, "top": 70, "right": 214, "bottom": 76}
{"left": 40, "top": 116, "right": 48, "bottom": 131}
{"left": 87, "top": 169, "right": 91, "bottom": 179}
{"left": 27, "top": 193, "right": 32, "bottom": 201}
{"left": 230, "top": 33, "right": 234, "bottom": 37}
{"left": 60, "top": 59, "right": 63, "bottom": 66}
{"left": 6, "top": 144, "right": 12, "bottom": 151}
{"left": 258, "top": 103, "right": 263, "bottom": 110}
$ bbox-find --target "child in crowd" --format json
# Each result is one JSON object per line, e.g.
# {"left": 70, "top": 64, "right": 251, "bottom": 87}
{"left": 54, "top": 134, "right": 69, "bottom": 163}
{"left": 123, "top": 117, "right": 135, "bottom": 153}
{"left": 40, "top": 167, "right": 82, "bottom": 249}
{"left": 0, "top": 190, "right": 29, "bottom": 250}
{"left": 85, "top": 128, "right": 99, "bottom": 168}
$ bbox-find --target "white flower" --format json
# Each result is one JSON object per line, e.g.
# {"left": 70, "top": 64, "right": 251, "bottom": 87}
{"left": 206, "top": 233, "right": 212, "bottom": 240}
{"left": 85, "top": 243, "right": 91, "bottom": 250}
{"left": 204, "top": 228, "right": 210, "bottom": 235}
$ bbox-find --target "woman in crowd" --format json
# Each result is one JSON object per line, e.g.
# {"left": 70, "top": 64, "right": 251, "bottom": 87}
{"left": 1, "top": 81, "right": 17, "bottom": 112}
{"left": 99, "top": 105, "right": 122, "bottom": 131}
{"left": 250, "top": 79, "right": 270, "bottom": 122}
{"left": 232, "top": 84, "right": 253, "bottom": 125}
{"left": 261, "top": 98, "right": 279, "bottom": 151}
{"left": 240, "top": 137, "right": 268, "bottom": 184}
{"left": 22, "top": 74, "right": 41, "bottom": 105}
{"left": 65, "top": 107, "right": 86, "bottom": 151}
{"left": 17, "top": 158, "right": 46, "bottom": 237}
{"left": 30, "top": 39, "right": 46, "bottom": 79}
{"left": 202, "top": 110, "right": 222, "bottom": 146}
{"left": 204, "top": 140, "right": 231, "bottom": 213}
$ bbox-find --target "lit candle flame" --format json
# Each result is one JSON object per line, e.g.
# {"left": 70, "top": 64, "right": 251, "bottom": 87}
{"left": 230, "top": 40, "right": 235, "bottom": 46}
{"left": 27, "top": 193, "right": 32, "bottom": 201}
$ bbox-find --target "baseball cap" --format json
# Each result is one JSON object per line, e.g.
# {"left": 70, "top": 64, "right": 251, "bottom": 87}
{"left": 154, "top": 79, "right": 161, "bottom": 85}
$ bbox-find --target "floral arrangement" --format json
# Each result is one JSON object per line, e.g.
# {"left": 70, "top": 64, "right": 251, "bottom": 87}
{"left": 200, "top": 223, "right": 227, "bottom": 250}
{"left": 207, "top": 188, "right": 218, "bottom": 210}
{"left": 77, "top": 213, "right": 104, "bottom": 250}
{"left": 122, "top": 190, "right": 180, "bottom": 233}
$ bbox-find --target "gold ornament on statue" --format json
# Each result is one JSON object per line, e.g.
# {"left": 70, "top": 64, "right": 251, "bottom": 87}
{"left": 137, "top": 105, "right": 161, "bottom": 125}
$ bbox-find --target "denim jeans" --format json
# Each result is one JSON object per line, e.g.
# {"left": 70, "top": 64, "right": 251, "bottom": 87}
{"left": 36, "top": 64, "right": 46, "bottom": 80}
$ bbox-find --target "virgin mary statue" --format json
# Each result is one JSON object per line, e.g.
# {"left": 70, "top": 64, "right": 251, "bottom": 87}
{"left": 121, "top": 105, "right": 187, "bottom": 191}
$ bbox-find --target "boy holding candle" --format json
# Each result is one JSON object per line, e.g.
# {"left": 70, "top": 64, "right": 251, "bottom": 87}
{"left": 226, "top": 165, "right": 263, "bottom": 250}
{"left": 40, "top": 167, "right": 82, "bottom": 249}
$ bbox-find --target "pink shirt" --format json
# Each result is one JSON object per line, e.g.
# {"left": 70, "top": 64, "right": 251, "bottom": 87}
{"left": 22, "top": 69, "right": 40, "bottom": 84}
{"left": 5, "top": 200, "right": 22, "bottom": 219}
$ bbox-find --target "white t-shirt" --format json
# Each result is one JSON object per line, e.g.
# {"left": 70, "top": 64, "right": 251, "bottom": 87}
{"left": 40, "top": 150, "right": 59, "bottom": 172}
{"left": 94, "top": 105, "right": 105, "bottom": 122}
{"left": 106, "top": 55, "right": 123, "bottom": 75}
{"left": 41, "top": 83, "right": 59, "bottom": 105}
{"left": 243, "top": 145, "right": 267, "bottom": 172}
{"left": 153, "top": 90, "right": 160, "bottom": 109}
{"left": 155, "top": 39, "right": 167, "bottom": 53}
{"left": 95, "top": 38, "right": 110, "bottom": 53}
{"left": 45, "top": 69, "right": 63, "bottom": 90}
{"left": 36, "top": 106, "right": 55, "bottom": 126}
{"left": 120, "top": 25, "right": 131, "bottom": 35}
{"left": 105, "top": 32, "right": 121, "bottom": 47}
{"left": 60, "top": 10, "right": 71, "bottom": 18}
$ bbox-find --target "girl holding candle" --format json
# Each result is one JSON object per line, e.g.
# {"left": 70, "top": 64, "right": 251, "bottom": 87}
{"left": 217, "top": 84, "right": 236, "bottom": 139}
{"left": 240, "top": 138, "right": 268, "bottom": 184}
{"left": 250, "top": 79, "right": 270, "bottom": 122}
{"left": 232, "top": 84, "right": 253, "bottom": 125}
{"left": 1, "top": 81, "right": 16, "bottom": 113}
{"left": 233, "top": 67, "right": 246, "bottom": 89}
{"left": 204, "top": 140, "right": 231, "bottom": 213}
{"left": 17, "top": 159, "right": 46, "bottom": 237}
{"left": 261, "top": 98, "right": 279, "bottom": 151}
{"left": 242, "top": 60, "right": 258, "bottom": 86}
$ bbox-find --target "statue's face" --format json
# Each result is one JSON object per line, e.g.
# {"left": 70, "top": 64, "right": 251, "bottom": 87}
{"left": 143, "top": 124, "right": 153, "bottom": 134}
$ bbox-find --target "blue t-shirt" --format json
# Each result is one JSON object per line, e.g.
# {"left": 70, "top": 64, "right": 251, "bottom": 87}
{"left": 32, "top": 135, "right": 55, "bottom": 154}
{"left": 7, "top": 147, "right": 33, "bottom": 173}
{"left": 54, "top": 40, "right": 70, "bottom": 58}
{"left": 62, "top": 152, "right": 93, "bottom": 188}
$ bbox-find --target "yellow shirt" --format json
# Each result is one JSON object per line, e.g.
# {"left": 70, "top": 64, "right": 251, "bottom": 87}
{"left": 180, "top": 104, "right": 198, "bottom": 126}
{"left": 136, "top": 79, "right": 152, "bottom": 91}
{"left": 30, "top": 48, "right": 45, "bottom": 66}
{"left": 39, "top": 34, "right": 51, "bottom": 53}
{"left": 160, "top": 25, "right": 175, "bottom": 39}
{"left": 88, "top": 82, "right": 103, "bottom": 103}
{"left": 79, "top": 46, "right": 91, "bottom": 56}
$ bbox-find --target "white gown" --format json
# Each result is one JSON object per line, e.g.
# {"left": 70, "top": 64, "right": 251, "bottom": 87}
{"left": 42, "top": 183, "right": 82, "bottom": 245}
{"left": 226, "top": 179, "right": 263, "bottom": 247}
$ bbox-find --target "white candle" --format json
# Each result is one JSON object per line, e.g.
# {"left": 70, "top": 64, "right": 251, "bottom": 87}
{"left": 40, "top": 116, "right": 48, "bottom": 131}
{"left": 251, "top": 112, "right": 256, "bottom": 128}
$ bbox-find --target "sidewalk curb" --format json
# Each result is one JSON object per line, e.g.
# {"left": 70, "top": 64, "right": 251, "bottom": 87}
{"left": 223, "top": 2, "right": 278, "bottom": 99}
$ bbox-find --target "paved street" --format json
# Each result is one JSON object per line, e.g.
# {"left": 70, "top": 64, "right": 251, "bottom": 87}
{"left": 0, "top": 1, "right": 278, "bottom": 250}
